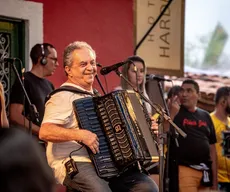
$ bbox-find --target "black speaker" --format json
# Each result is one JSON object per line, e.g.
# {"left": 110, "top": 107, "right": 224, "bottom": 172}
{"left": 40, "top": 44, "right": 47, "bottom": 65}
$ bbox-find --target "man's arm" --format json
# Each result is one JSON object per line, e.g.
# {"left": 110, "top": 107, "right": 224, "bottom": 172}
{"left": 0, "top": 82, "right": 9, "bottom": 128}
{"left": 10, "top": 103, "right": 40, "bottom": 135}
{"left": 39, "top": 123, "right": 99, "bottom": 154}
{"left": 210, "top": 144, "right": 218, "bottom": 190}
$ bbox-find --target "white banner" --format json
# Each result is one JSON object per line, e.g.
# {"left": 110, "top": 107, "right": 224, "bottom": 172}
{"left": 135, "top": 0, "right": 185, "bottom": 76}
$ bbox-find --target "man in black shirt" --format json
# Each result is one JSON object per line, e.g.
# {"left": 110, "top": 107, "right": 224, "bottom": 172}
{"left": 10, "top": 43, "right": 59, "bottom": 137}
{"left": 167, "top": 79, "right": 217, "bottom": 192}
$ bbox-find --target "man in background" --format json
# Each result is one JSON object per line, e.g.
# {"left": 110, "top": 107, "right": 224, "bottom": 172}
{"left": 10, "top": 43, "right": 59, "bottom": 139}
{"left": 211, "top": 86, "right": 230, "bottom": 191}
{"left": 168, "top": 79, "right": 217, "bottom": 192}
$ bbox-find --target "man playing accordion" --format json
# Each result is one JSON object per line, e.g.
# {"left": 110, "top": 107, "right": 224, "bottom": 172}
{"left": 39, "top": 41, "right": 159, "bottom": 192}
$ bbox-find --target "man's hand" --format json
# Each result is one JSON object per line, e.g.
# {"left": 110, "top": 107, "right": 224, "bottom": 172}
{"left": 167, "top": 95, "right": 180, "bottom": 119}
{"left": 10, "top": 103, "right": 40, "bottom": 135}
{"left": 78, "top": 130, "right": 99, "bottom": 154}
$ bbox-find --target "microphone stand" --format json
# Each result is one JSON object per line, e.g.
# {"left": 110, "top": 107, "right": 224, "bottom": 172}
{"left": 95, "top": 74, "right": 107, "bottom": 95}
{"left": 95, "top": 63, "right": 107, "bottom": 95}
{"left": 9, "top": 58, "right": 39, "bottom": 135}
{"left": 154, "top": 80, "right": 179, "bottom": 192}
{"left": 115, "top": 69, "right": 186, "bottom": 192}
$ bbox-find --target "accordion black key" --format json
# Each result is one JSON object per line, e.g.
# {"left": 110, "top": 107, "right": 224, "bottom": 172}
{"left": 73, "top": 90, "right": 159, "bottom": 179}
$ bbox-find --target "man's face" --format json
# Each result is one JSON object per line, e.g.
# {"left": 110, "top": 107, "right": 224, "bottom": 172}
{"left": 66, "top": 48, "right": 97, "bottom": 90}
{"left": 44, "top": 46, "right": 59, "bottom": 76}
{"left": 179, "top": 83, "right": 199, "bottom": 111}
{"left": 224, "top": 95, "right": 230, "bottom": 115}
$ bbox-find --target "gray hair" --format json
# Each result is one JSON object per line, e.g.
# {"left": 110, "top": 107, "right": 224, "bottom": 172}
{"left": 63, "top": 41, "right": 96, "bottom": 68}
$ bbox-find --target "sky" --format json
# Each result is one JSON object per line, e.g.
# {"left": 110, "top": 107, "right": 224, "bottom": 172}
{"left": 185, "top": 0, "right": 230, "bottom": 75}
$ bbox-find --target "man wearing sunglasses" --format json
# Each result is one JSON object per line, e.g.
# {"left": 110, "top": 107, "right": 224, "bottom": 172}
{"left": 10, "top": 43, "right": 59, "bottom": 146}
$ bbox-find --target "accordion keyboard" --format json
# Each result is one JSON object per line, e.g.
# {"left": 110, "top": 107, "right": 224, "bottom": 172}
{"left": 73, "top": 97, "right": 119, "bottom": 179}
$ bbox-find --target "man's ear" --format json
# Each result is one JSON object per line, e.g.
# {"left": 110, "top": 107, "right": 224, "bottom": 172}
{"left": 197, "top": 92, "right": 201, "bottom": 100}
{"left": 222, "top": 99, "right": 226, "bottom": 105}
{"left": 65, "top": 66, "right": 72, "bottom": 77}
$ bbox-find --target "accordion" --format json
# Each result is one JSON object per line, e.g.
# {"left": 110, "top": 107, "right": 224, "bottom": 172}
{"left": 73, "top": 90, "right": 159, "bottom": 179}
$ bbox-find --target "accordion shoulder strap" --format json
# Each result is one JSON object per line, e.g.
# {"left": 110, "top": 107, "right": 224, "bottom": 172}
{"left": 45, "top": 85, "right": 99, "bottom": 103}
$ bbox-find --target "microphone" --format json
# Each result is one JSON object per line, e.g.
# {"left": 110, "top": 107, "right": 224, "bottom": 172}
{"left": 146, "top": 74, "right": 171, "bottom": 82}
{"left": 96, "top": 63, "right": 102, "bottom": 68}
{"left": 100, "top": 60, "right": 129, "bottom": 75}
{"left": 0, "top": 57, "right": 17, "bottom": 63}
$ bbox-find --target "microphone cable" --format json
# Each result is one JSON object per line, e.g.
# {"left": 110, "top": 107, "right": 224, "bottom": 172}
{"left": 69, "top": 145, "right": 84, "bottom": 159}
{"left": 97, "top": 62, "right": 108, "bottom": 94}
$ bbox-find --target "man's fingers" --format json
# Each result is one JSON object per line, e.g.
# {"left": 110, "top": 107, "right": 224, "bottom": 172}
{"left": 95, "top": 140, "right": 99, "bottom": 146}
{"left": 90, "top": 145, "right": 97, "bottom": 154}
{"left": 96, "top": 136, "right": 99, "bottom": 142}
{"left": 91, "top": 146, "right": 97, "bottom": 154}
{"left": 90, "top": 141, "right": 99, "bottom": 154}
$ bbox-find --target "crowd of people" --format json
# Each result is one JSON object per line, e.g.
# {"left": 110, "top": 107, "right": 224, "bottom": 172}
{"left": 0, "top": 40, "right": 230, "bottom": 192}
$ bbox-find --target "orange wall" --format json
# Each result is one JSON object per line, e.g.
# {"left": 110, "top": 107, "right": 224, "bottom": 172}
{"left": 28, "top": 0, "right": 134, "bottom": 93}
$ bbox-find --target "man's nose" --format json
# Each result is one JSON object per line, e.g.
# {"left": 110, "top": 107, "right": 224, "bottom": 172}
{"left": 182, "top": 91, "right": 187, "bottom": 96}
{"left": 87, "top": 64, "right": 94, "bottom": 71}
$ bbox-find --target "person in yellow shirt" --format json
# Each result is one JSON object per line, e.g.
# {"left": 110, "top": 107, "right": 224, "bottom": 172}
{"left": 210, "top": 86, "right": 230, "bottom": 191}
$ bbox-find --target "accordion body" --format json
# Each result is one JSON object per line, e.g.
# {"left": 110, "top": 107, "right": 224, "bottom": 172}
{"left": 73, "top": 90, "right": 159, "bottom": 179}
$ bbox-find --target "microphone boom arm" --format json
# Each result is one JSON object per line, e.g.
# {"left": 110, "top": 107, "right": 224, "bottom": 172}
{"left": 115, "top": 69, "right": 187, "bottom": 138}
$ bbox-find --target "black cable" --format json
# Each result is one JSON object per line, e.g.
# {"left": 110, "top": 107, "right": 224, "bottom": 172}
{"left": 69, "top": 145, "right": 84, "bottom": 158}
{"left": 96, "top": 63, "right": 108, "bottom": 94}
{"left": 134, "top": 0, "right": 174, "bottom": 54}
{"left": 95, "top": 63, "right": 107, "bottom": 95}
{"left": 103, "top": 75, "right": 109, "bottom": 94}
